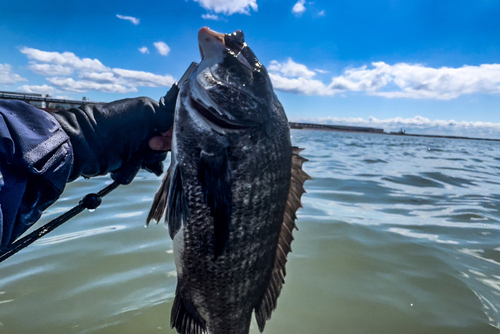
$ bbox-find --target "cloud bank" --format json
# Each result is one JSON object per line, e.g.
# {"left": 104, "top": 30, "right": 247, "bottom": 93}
{"left": 18, "top": 84, "right": 56, "bottom": 95}
{"left": 19, "top": 47, "right": 175, "bottom": 94}
{"left": 116, "top": 14, "right": 140, "bottom": 25}
{"left": 192, "top": 0, "right": 257, "bottom": 15}
{"left": 0, "top": 63, "right": 27, "bottom": 85}
{"left": 290, "top": 115, "right": 500, "bottom": 139}
{"left": 268, "top": 58, "right": 333, "bottom": 95}
{"left": 21, "top": 47, "right": 108, "bottom": 72}
{"left": 268, "top": 59, "right": 500, "bottom": 100}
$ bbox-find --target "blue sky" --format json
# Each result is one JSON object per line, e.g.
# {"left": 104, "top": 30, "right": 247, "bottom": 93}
{"left": 2, "top": 0, "right": 500, "bottom": 138}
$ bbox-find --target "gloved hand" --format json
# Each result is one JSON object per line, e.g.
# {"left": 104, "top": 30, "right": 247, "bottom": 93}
{"left": 52, "top": 84, "right": 178, "bottom": 184}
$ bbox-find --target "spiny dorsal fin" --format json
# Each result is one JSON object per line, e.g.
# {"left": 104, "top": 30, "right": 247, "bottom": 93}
{"left": 254, "top": 146, "right": 312, "bottom": 332}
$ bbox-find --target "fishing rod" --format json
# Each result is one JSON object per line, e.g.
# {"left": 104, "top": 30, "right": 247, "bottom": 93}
{"left": 0, "top": 181, "right": 120, "bottom": 263}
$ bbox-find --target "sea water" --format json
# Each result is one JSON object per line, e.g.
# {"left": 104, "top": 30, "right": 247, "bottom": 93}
{"left": 0, "top": 129, "right": 499, "bottom": 333}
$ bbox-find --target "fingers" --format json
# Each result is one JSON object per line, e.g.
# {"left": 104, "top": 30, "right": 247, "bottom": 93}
{"left": 149, "top": 128, "right": 173, "bottom": 151}
{"left": 149, "top": 136, "right": 171, "bottom": 151}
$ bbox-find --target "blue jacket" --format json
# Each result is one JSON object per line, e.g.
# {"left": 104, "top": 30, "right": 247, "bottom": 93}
{"left": 0, "top": 94, "right": 175, "bottom": 251}
{"left": 0, "top": 100, "right": 73, "bottom": 250}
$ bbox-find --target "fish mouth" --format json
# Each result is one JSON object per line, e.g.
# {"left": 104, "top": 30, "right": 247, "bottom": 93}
{"left": 198, "top": 27, "right": 246, "bottom": 60}
{"left": 198, "top": 27, "right": 225, "bottom": 60}
{"left": 189, "top": 97, "right": 248, "bottom": 130}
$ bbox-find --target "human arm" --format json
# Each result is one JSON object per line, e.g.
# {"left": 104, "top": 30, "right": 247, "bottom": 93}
{"left": 0, "top": 86, "right": 177, "bottom": 250}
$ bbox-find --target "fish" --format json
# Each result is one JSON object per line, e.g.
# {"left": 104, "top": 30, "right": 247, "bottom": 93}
{"left": 147, "top": 27, "right": 310, "bottom": 334}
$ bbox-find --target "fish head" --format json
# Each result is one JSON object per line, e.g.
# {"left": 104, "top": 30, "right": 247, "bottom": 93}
{"left": 186, "top": 27, "right": 278, "bottom": 130}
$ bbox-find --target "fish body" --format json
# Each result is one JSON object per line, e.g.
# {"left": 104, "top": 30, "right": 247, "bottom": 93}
{"left": 148, "top": 28, "right": 309, "bottom": 334}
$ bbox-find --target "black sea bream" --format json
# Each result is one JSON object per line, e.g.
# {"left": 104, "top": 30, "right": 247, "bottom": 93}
{"left": 148, "top": 27, "right": 310, "bottom": 334}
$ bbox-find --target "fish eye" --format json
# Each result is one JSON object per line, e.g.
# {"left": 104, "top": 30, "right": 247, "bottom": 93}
{"left": 225, "top": 30, "right": 245, "bottom": 51}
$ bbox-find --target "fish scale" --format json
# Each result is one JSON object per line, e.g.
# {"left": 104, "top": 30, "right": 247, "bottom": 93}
{"left": 148, "top": 28, "right": 310, "bottom": 334}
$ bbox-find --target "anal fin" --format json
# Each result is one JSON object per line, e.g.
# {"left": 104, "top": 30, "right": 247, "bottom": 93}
{"left": 171, "top": 288, "right": 207, "bottom": 334}
{"left": 254, "top": 146, "right": 311, "bottom": 332}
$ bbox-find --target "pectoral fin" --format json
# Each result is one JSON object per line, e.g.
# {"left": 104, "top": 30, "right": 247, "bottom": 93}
{"left": 166, "top": 165, "right": 189, "bottom": 239}
{"left": 147, "top": 162, "right": 189, "bottom": 240}
{"left": 198, "top": 149, "right": 232, "bottom": 258}
{"left": 254, "top": 146, "right": 311, "bottom": 332}
{"left": 147, "top": 163, "right": 173, "bottom": 226}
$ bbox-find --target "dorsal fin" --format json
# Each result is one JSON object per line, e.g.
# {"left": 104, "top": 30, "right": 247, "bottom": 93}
{"left": 254, "top": 146, "right": 311, "bottom": 332}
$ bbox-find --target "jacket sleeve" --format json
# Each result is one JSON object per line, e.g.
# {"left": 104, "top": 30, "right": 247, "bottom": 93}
{"left": 0, "top": 100, "right": 73, "bottom": 250}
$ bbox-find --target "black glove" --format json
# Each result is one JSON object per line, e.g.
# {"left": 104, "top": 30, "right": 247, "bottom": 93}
{"left": 52, "top": 85, "right": 178, "bottom": 184}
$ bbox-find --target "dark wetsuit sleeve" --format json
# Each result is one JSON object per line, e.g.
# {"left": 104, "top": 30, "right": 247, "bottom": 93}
{"left": 0, "top": 100, "right": 73, "bottom": 250}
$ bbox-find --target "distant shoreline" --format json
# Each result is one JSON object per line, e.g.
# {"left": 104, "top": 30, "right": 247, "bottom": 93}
{"left": 289, "top": 122, "right": 500, "bottom": 142}
{"left": 0, "top": 93, "right": 497, "bottom": 142}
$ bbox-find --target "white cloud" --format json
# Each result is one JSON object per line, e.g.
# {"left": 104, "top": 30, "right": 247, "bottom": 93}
{"left": 292, "top": 0, "right": 306, "bottom": 16}
{"left": 315, "top": 68, "right": 328, "bottom": 74}
{"left": 269, "top": 73, "right": 335, "bottom": 96}
{"left": 269, "top": 58, "right": 316, "bottom": 79}
{"left": 78, "top": 71, "right": 117, "bottom": 83}
{"left": 20, "top": 47, "right": 109, "bottom": 72}
{"left": 28, "top": 63, "right": 74, "bottom": 76}
{"left": 54, "top": 95, "right": 76, "bottom": 100}
{"left": 112, "top": 68, "right": 175, "bottom": 87}
{"left": 202, "top": 13, "right": 220, "bottom": 20}
{"left": 154, "top": 42, "right": 171, "bottom": 56}
{"left": 268, "top": 58, "right": 500, "bottom": 100}
{"left": 116, "top": 14, "right": 140, "bottom": 25}
{"left": 290, "top": 115, "right": 500, "bottom": 139}
{"left": 0, "top": 63, "right": 27, "bottom": 85}
{"left": 19, "top": 47, "right": 176, "bottom": 94}
{"left": 318, "top": 10, "right": 325, "bottom": 16}
{"left": 192, "top": 0, "right": 257, "bottom": 15}
{"left": 47, "top": 77, "right": 137, "bottom": 94}
{"left": 17, "top": 84, "right": 56, "bottom": 95}
{"left": 139, "top": 46, "right": 149, "bottom": 54}
{"left": 268, "top": 59, "right": 339, "bottom": 95}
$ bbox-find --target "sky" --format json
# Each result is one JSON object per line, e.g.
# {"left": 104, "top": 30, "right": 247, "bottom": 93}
{"left": 1, "top": 0, "right": 500, "bottom": 138}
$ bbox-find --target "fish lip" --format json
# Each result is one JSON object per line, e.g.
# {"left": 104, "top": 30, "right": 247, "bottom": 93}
{"left": 189, "top": 97, "right": 248, "bottom": 130}
{"left": 198, "top": 27, "right": 225, "bottom": 60}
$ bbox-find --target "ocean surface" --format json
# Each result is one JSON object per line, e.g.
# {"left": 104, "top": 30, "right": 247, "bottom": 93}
{"left": 1, "top": 129, "right": 499, "bottom": 334}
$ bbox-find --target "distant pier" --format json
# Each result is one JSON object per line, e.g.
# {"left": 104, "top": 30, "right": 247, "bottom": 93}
{"left": 289, "top": 122, "right": 385, "bottom": 134}
{"left": 0, "top": 91, "right": 101, "bottom": 111}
